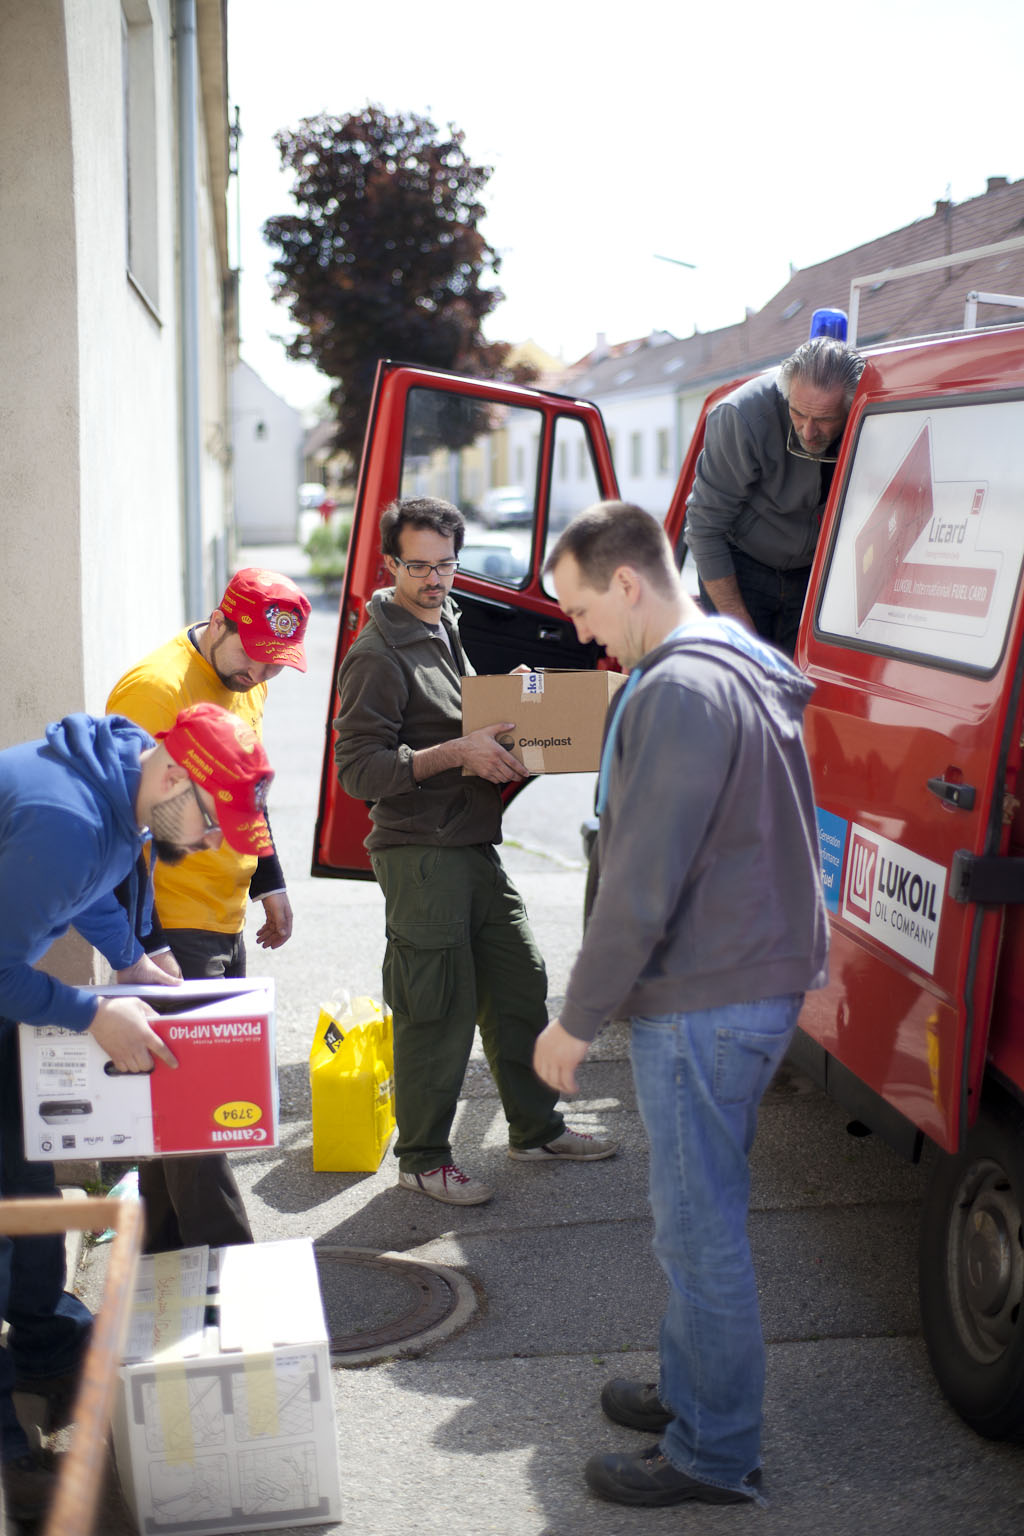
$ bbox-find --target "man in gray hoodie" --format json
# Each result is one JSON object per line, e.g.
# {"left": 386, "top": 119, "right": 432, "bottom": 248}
{"left": 536, "top": 501, "right": 828, "bottom": 1509}
{"left": 334, "top": 496, "right": 616, "bottom": 1206}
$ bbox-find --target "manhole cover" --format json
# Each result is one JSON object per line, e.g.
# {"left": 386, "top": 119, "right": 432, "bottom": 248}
{"left": 314, "top": 1247, "right": 473, "bottom": 1359}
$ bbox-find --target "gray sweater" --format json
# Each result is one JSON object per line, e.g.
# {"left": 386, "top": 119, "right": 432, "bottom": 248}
{"left": 559, "top": 621, "right": 829, "bottom": 1042}
{"left": 333, "top": 589, "right": 503, "bottom": 851}
{"left": 684, "top": 370, "right": 833, "bottom": 578}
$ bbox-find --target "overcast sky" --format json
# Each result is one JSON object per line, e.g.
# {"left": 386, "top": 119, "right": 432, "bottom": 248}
{"left": 228, "top": 0, "right": 1024, "bottom": 411}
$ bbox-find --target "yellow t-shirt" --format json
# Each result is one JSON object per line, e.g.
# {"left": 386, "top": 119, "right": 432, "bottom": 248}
{"left": 106, "top": 628, "right": 268, "bottom": 933}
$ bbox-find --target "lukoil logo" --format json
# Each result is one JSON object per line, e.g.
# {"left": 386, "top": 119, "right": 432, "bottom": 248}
{"left": 846, "top": 831, "right": 878, "bottom": 923}
{"left": 840, "top": 823, "right": 946, "bottom": 977}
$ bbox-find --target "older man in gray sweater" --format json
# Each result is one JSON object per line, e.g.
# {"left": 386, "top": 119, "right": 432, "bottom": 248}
{"left": 684, "top": 336, "right": 864, "bottom": 654}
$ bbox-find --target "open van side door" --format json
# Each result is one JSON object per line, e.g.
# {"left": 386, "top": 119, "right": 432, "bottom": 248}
{"left": 312, "top": 361, "right": 618, "bottom": 879}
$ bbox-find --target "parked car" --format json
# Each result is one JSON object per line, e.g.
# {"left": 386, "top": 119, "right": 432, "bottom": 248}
{"left": 459, "top": 536, "right": 529, "bottom": 584}
{"left": 477, "top": 484, "right": 532, "bottom": 529}
{"left": 299, "top": 481, "right": 329, "bottom": 512}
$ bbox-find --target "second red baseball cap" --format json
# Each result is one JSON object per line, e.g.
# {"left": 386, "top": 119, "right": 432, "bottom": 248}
{"left": 157, "top": 702, "right": 275, "bottom": 857}
{"left": 219, "top": 567, "right": 310, "bottom": 672}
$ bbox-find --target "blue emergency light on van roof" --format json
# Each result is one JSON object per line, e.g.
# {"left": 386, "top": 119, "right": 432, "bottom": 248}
{"left": 810, "top": 308, "right": 848, "bottom": 341}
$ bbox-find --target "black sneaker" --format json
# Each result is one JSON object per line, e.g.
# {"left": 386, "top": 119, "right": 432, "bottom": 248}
{"left": 600, "top": 1377, "right": 672, "bottom": 1432}
{"left": 584, "top": 1442, "right": 763, "bottom": 1507}
{"left": 1, "top": 1450, "right": 59, "bottom": 1524}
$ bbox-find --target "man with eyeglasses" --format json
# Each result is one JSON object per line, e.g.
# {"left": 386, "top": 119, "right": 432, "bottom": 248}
{"left": 106, "top": 567, "right": 310, "bottom": 1252}
{"left": 0, "top": 701, "right": 273, "bottom": 1524}
{"left": 334, "top": 496, "right": 616, "bottom": 1206}
{"left": 684, "top": 337, "right": 864, "bottom": 654}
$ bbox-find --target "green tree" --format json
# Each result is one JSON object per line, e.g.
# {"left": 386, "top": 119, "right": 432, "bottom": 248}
{"left": 264, "top": 106, "right": 530, "bottom": 475}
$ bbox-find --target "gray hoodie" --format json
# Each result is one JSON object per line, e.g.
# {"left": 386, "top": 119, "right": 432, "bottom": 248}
{"left": 559, "top": 619, "right": 829, "bottom": 1042}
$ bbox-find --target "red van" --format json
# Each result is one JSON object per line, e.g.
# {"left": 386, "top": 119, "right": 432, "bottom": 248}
{"left": 313, "top": 323, "right": 1024, "bottom": 1440}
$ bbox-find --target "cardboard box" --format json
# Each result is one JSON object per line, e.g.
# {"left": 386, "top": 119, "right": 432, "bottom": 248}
{"left": 19, "top": 978, "right": 277, "bottom": 1162}
{"left": 112, "top": 1239, "right": 342, "bottom": 1535}
{"left": 461, "top": 669, "right": 626, "bottom": 774}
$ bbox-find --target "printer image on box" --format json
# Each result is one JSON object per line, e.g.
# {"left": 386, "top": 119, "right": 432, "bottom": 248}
{"left": 19, "top": 978, "right": 277, "bottom": 1161}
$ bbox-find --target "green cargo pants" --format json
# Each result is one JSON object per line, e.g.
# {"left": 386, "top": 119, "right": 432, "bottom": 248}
{"left": 369, "top": 842, "right": 565, "bottom": 1173}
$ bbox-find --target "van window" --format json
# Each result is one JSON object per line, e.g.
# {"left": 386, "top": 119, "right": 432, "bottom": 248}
{"left": 541, "top": 415, "right": 606, "bottom": 596}
{"left": 817, "top": 398, "right": 1024, "bottom": 673}
{"left": 400, "top": 387, "right": 539, "bottom": 586}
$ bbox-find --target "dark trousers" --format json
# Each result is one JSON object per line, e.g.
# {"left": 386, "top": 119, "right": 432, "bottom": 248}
{"left": 0, "top": 1025, "right": 92, "bottom": 1461}
{"left": 370, "top": 843, "right": 564, "bottom": 1173}
{"left": 699, "top": 547, "right": 812, "bottom": 657}
{"left": 138, "top": 929, "right": 253, "bottom": 1253}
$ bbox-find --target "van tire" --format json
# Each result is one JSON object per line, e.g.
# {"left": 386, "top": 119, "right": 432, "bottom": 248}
{"left": 919, "top": 1091, "right": 1024, "bottom": 1440}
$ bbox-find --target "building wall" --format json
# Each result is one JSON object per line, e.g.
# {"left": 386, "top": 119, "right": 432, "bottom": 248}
{"left": 0, "top": 0, "right": 232, "bottom": 997}
{"left": 230, "top": 362, "right": 304, "bottom": 543}
{"left": 1, "top": 0, "right": 87, "bottom": 743}
{"left": 0, "top": 0, "right": 232, "bottom": 738}
{"left": 68, "top": 0, "right": 187, "bottom": 704}
{"left": 597, "top": 389, "right": 682, "bottom": 522}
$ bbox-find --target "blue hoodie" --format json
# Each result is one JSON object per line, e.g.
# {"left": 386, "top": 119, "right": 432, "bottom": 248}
{"left": 0, "top": 714, "right": 154, "bottom": 1032}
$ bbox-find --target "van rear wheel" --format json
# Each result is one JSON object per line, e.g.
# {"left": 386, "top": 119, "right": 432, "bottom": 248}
{"left": 919, "top": 1093, "right": 1024, "bottom": 1440}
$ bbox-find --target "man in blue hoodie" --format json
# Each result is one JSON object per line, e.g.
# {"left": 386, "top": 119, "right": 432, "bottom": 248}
{"left": 0, "top": 703, "right": 275, "bottom": 1523}
{"left": 535, "top": 503, "right": 828, "bottom": 1511}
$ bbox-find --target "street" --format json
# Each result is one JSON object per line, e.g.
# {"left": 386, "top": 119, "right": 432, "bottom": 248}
{"left": 74, "top": 547, "right": 1024, "bottom": 1536}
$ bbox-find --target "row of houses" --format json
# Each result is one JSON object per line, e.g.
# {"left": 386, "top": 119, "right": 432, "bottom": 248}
{"left": 558, "top": 175, "right": 1024, "bottom": 517}
{"left": 267, "top": 176, "right": 1024, "bottom": 544}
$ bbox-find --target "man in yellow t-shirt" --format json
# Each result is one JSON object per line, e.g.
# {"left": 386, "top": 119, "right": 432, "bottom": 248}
{"left": 107, "top": 567, "right": 310, "bottom": 1251}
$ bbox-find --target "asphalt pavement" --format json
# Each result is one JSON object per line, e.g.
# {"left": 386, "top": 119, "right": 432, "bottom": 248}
{"left": 70, "top": 543, "right": 1024, "bottom": 1536}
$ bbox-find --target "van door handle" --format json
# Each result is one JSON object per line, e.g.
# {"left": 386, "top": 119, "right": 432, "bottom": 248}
{"left": 927, "top": 775, "right": 976, "bottom": 810}
{"left": 537, "top": 626, "right": 563, "bottom": 642}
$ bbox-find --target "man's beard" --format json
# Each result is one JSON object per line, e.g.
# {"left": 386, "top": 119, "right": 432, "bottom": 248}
{"left": 151, "top": 837, "right": 188, "bottom": 865}
{"left": 149, "top": 789, "right": 198, "bottom": 864}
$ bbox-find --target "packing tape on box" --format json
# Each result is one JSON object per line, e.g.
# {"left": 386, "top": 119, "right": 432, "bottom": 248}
{"left": 242, "top": 1350, "right": 280, "bottom": 1439}
{"left": 152, "top": 1254, "right": 197, "bottom": 1465}
{"left": 521, "top": 745, "right": 546, "bottom": 772}
{"left": 157, "top": 1361, "right": 195, "bottom": 1465}
{"left": 520, "top": 671, "right": 544, "bottom": 698}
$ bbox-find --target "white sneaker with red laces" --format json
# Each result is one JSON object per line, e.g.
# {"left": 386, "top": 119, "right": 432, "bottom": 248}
{"left": 398, "top": 1163, "right": 493, "bottom": 1205}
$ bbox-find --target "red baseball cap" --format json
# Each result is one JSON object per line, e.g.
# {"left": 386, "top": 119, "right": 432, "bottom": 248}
{"left": 219, "top": 568, "right": 310, "bottom": 672}
{"left": 157, "top": 703, "right": 275, "bottom": 857}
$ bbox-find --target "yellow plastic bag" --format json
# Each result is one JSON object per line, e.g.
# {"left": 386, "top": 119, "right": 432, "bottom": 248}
{"left": 309, "top": 996, "right": 396, "bottom": 1171}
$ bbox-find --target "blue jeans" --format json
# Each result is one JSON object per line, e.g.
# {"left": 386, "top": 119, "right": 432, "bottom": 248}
{"left": 0, "top": 1024, "right": 93, "bottom": 1461}
{"left": 629, "top": 994, "right": 802, "bottom": 1496}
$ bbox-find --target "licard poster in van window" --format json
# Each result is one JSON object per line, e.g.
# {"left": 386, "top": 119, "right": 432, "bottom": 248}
{"left": 818, "top": 399, "right": 1024, "bottom": 672}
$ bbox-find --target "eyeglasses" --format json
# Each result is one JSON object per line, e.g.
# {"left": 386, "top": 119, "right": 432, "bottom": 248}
{"left": 392, "top": 557, "right": 460, "bottom": 579}
{"left": 190, "top": 780, "right": 219, "bottom": 836}
{"left": 786, "top": 425, "right": 839, "bottom": 464}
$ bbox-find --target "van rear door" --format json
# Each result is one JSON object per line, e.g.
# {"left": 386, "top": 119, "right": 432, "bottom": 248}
{"left": 799, "top": 358, "right": 1024, "bottom": 1153}
{"left": 313, "top": 362, "right": 618, "bottom": 879}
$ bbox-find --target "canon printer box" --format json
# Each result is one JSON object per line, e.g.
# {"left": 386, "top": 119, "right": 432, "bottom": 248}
{"left": 19, "top": 978, "right": 277, "bottom": 1162}
{"left": 112, "top": 1239, "right": 341, "bottom": 1535}
{"left": 461, "top": 669, "right": 626, "bottom": 774}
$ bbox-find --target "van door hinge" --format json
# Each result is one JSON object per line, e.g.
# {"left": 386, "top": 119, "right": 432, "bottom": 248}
{"left": 950, "top": 849, "right": 1024, "bottom": 904}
